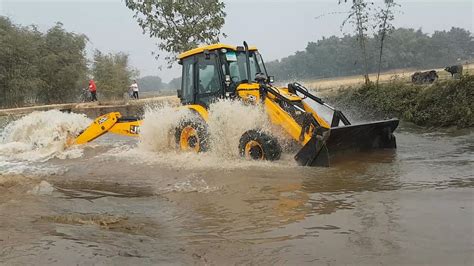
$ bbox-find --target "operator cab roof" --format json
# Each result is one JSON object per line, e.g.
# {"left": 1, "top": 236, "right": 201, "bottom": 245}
{"left": 177, "top": 43, "right": 258, "bottom": 60}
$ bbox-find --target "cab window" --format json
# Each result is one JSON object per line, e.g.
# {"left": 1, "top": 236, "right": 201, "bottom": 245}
{"left": 197, "top": 54, "right": 221, "bottom": 94}
{"left": 181, "top": 57, "right": 194, "bottom": 103}
{"left": 227, "top": 52, "right": 260, "bottom": 82}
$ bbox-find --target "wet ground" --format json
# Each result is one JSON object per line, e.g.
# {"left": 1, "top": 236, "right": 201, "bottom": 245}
{"left": 0, "top": 117, "right": 473, "bottom": 265}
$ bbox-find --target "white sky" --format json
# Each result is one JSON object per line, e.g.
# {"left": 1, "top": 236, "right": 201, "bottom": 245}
{"left": 1, "top": 0, "right": 472, "bottom": 82}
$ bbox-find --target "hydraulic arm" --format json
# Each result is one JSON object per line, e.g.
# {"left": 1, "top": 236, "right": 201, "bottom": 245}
{"left": 73, "top": 112, "right": 141, "bottom": 145}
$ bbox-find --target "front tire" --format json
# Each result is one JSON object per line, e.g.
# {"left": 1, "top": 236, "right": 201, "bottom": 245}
{"left": 239, "top": 130, "right": 281, "bottom": 161}
{"left": 175, "top": 119, "right": 209, "bottom": 152}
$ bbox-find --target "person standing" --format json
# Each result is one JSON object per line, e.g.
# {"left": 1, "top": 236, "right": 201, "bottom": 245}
{"left": 89, "top": 79, "right": 97, "bottom": 102}
{"left": 130, "top": 80, "right": 139, "bottom": 99}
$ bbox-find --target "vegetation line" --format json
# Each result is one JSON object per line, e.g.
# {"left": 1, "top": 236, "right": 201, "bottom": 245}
{"left": 329, "top": 75, "right": 474, "bottom": 128}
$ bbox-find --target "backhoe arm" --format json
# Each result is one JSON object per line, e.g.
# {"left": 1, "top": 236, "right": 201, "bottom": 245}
{"left": 73, "top": 112, "right": 141, "bottom": 145}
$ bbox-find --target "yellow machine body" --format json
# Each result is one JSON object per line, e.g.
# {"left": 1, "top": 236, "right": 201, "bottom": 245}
{"left": 73, "top": 112, "right": 141, "bottom": 145}
{"left": 73, "top": 43, "right": 398, "bottom": 166}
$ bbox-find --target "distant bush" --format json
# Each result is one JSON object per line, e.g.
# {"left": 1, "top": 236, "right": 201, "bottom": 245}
{"left": 330, "top": 75, "right": 474, "bottom": 128}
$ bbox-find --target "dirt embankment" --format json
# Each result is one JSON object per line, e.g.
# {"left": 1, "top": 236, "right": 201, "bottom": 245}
{"left": 303, "top": 63, "right": 473, "bottom": 96}
{"left": 328, "top": 75, "right": 474, "bottom": 128}
{"left": 0, "top": 96, "right": 180, "bottom": 118}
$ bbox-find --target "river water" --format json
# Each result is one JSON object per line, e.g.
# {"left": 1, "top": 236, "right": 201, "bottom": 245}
{"left": 0, "top": 105, "right": 473, "bottom": 265}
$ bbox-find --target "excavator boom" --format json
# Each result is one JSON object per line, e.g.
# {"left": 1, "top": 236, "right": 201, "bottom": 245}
{"left": 73, "top": 112, "right": 141, "bottom": 145}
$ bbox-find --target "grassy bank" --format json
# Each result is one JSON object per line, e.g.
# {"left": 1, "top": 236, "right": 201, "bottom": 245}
{"left": 329, "top": 75, "right": 474, "bottom": 128}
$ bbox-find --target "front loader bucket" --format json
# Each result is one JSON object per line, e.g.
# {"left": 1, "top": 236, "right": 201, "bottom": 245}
{"left": 295, "top": 119, "right": 399, "bottom": 167}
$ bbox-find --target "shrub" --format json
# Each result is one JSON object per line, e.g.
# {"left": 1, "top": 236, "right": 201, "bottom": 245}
{"left": 330, "top": 75, "right": 474, "bottom": 128}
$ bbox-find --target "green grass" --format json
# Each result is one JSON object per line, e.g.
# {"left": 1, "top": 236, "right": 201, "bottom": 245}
{"left": 330, "top": 75, "right": 474, "bottom": 128}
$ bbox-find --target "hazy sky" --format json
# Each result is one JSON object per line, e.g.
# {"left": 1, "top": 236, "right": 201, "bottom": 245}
{"left": 1, "top": 0, "right": 472, "bottom": 82}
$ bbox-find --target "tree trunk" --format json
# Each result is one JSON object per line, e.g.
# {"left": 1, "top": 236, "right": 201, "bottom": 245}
{"left": 355, "top": 2, "right": 370, "bottom": 85}
{"left": 376, "top": 33, "right": 385, "bottom": 87}
{"left": 376, "top": 8, "right": 389, "bottom": 88}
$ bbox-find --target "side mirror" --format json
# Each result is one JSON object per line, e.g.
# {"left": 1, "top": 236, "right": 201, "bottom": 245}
{"left": 268, "top": 76, "right": 274, "bottom": 83}
{"left": 177, "top": 89, "right": 182, "bottom": 98}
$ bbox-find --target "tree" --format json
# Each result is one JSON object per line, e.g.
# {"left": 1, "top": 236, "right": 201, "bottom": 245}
{"left": 37, "top": 22, "right": 88, "bottom": 104}
{"left": 340, "top": 0, "right": 373, "bottom": 84}
{"left": 167, "top": 77, "right": 182, "bottom": 90}
{"left": 0, "top": 17, "right": 43, "bottom": 107}
{"left": 92, "top": 51, "right": 138, "bottom": 100}
{"left": 137, "top": 75, "right": 164, "bottom": 92}
{"left": 266, "top": 27, "right": 473, "bottom": 81}
{"left": 125, "top": 0, "right": 226, "bottom": 66}
{"left": 374, "top": 0, "right": 398, "bottom": 87}
{"left": 0, "top": 17, "right": 89, "bottom": 107}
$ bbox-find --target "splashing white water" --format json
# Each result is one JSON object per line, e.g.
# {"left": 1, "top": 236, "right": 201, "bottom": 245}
{"left": 0, "top": 110, "right": 91, "bottom": 162}
{"left": 207, "top": 99, "right": 271, "bottom": 158}
{"left": 110, "top": 99, "right": 296, "bottom": 170}
{"left": 137, "top": 104, "right": 192, "bottom": 152}
{"left": 138, "top": 99, "right": 272, "bottom": 158}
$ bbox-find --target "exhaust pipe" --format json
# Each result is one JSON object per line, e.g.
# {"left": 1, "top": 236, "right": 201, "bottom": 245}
{"left": 243, "top": 41, "right": 252, "bottom": 83}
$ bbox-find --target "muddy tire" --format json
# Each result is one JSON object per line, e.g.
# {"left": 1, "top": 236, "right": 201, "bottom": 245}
{"left": 239, "top": 130, "right": 281, "bottom": 161}
{"left": 175, "top": 119, "right": 209, "bottom": 152}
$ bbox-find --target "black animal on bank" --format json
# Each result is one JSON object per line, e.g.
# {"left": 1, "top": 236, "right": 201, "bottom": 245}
{"left": 444, "top": 65, "right": 463, "bottom": 78}
{"left": 411, "top": 70, "right": 438, "bottom": 84}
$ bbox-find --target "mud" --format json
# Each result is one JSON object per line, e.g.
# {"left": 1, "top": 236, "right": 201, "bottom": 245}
{"left": 0, "top": 107, "right": 473, "bottom": 265}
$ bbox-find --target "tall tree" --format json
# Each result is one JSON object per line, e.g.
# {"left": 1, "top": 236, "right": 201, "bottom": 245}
{"left": 92, "top": 50, "right": 138, "bottom": 100}
{"left": 340, "top": 0, "right": 373, "bottom": 84}
{"left": 125, "top": 0, "right": 226, "bottom": 66}
{"left": 37, "top": 22, "right": 88, "bottom": 104}
{"left": 374, "top": 0, "right": 398, "bottom": 87}
{"left": 0, "top": 17, "right": 43, "bottom": 107}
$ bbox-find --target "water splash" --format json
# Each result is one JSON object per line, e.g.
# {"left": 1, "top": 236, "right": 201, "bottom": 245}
{"left": 137, "top": 104, "right": 191, "bottom": 153}
{"left": 0, "top": 110, "right": 91, "bottom": 162}
{"left": 207, "top": 99, "right": 271, "bottom": 158}
{"left": 112, "top": 100, "right": 296, "bottom": 170}
{"left": 138, "top": 100, "right": 272, "bottom": 158}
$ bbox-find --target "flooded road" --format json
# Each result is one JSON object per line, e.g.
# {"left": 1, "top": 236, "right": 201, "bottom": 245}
{"left": 0, "top": 109, "right": 473, "bottom": 265}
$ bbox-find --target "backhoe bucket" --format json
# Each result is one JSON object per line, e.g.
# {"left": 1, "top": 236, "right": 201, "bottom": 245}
{"left": 294, "top": 119, "right": 399, "bottom": 167}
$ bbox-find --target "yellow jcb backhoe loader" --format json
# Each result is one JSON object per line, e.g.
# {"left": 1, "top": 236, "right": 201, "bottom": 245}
{"left": 72, "top": 42, "right": 398, "bottom": 167}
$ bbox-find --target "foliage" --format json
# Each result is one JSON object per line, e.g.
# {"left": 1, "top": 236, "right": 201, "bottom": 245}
{"left": 330, "top": 75, "right": 474, "bottom": 128}
{"left": 36, "top": 23, "right": 88, "bottom": 104}
{"left": 0, "top": 17, "right": 88, "bottom": 108}
{"left": 266, "top": 27, "right": 473, "bottom": 81}
{"left": 125, "top": 0, "right": 226, "bottom": 66}
{"left": 0, "top": 17, "right": 42, "bottom": 107}
{"left": 92, "top": 50, "right": 138, "bottom": 99}
{"left": 340, "top": 0, "right": 373, "bottom": 84}
{"left": 167, "top": 77, "right": 182, "bottom": 90}
{"left": 374, "top": 0, "right": 399, "bottom": 86}
{"left": 137, "top": 75, "right": 165, "bottom": 92}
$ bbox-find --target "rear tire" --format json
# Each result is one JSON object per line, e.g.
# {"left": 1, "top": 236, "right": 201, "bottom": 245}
{"left": 239, "top": 130, "right": 281, "bottom": 161}
{"left": 175, "top": 119, "right": 209, "bottom": 152}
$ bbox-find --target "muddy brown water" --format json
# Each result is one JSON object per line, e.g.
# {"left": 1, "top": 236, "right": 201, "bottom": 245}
{"left": 0, "top": 123, "right": 473, "bottom": 265}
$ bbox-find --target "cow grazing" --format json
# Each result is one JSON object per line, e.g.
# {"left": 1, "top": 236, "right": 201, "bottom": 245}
{"left": 444, "top": 65, "right": 463, "bottom": 78}
{"left": 411, "top": 70, "right": 438, "bottom": 84}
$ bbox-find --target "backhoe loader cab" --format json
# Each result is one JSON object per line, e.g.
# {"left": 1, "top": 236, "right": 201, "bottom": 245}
{"left": 73, "top": 42, "right": 399, "bottom": 167}
{"left": 177, "top": 43, "right": 270, "bottom": 107}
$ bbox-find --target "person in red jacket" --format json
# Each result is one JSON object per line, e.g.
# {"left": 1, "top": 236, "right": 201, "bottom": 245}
{"left": 89, "top": 79, "right": 97, "bottom": 102}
